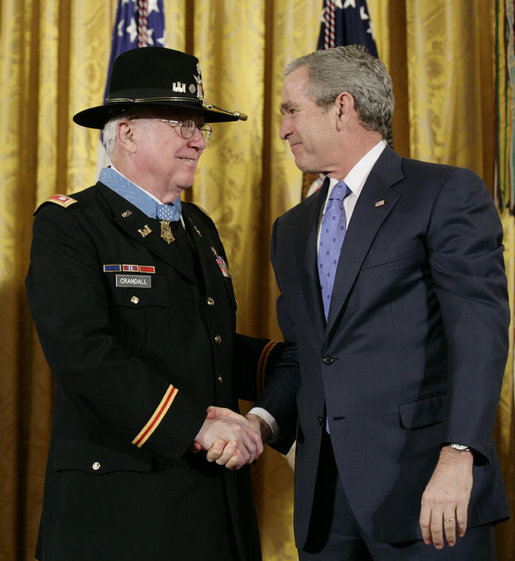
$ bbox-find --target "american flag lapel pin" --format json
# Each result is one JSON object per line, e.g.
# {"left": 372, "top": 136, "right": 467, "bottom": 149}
{"left": 375, "top": 199, "right": 386, "bottom": 208}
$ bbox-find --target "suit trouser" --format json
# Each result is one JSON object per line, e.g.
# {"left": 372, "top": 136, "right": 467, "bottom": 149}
{"left": 298, "top": 434, "right": 497, "bottom": 561}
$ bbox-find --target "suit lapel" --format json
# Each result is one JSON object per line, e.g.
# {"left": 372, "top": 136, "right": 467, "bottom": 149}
{"left": 295, "top": 178, "right": 330, "bottom": 336}
{"left": 325, "top": 148, "right": 404, "bottom": 336}
{"left": 98, "top": 183, "right": 198, "bottom": 283}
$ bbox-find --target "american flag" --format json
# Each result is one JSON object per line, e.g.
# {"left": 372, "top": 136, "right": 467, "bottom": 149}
{"left": 317, "top": 0, "right": 378, "bottom": 56}
{"left": 303, "top": 0, "right": 385, "bottom": 197}
{"left": 103, "top": 0, "right": 166, "bottom": 103}
{"left": 98, "top": 0, "right": 166, "bottom": 173}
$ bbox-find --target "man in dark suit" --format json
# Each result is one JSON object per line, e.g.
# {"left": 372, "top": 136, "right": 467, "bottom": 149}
{"left": 210, "top": 46, "right": 510, "bottom": 559}
{"left": 26, "top": 47, "right": 282, "bottom": 561}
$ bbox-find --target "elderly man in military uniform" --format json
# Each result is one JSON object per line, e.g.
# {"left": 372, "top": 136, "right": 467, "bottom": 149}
{"left": 26, "top": 47, "right": 281, "bottom": 561}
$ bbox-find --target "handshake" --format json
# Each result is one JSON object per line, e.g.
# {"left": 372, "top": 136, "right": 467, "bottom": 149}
{"left": 193, "top": 407, "right": 272, "bottom": 470}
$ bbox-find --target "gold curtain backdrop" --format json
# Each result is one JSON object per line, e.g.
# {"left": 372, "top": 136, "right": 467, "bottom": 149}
{"left": 1, "top": 1, "right": 514, "bottom": 560}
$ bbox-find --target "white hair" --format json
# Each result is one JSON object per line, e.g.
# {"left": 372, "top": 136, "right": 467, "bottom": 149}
{"left": 102, "top": 115, "right": 126, "bottom": 158}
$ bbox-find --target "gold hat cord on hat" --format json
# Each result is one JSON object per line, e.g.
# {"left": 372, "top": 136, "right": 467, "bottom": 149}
{"left": 204, "top": 104, "right": 248, "bottom": 121}
{"left": 107, "top": 96, "right": 201, "bottom": 104}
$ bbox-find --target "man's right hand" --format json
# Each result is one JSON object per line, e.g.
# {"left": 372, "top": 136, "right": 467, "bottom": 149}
{"left": 194, "top": 407, "right": 263, "bottom": 470}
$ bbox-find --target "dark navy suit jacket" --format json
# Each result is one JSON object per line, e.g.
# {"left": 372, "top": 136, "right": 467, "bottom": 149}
{"left": 257, "top": 146, "right": 510, "bottom": 547}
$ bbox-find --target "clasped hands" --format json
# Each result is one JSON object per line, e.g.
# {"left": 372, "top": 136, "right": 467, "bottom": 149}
{"left": 195, "top": 408, "right": 474, "bottom": 551}
{"left": 193, "top": 407, "right": 268, "bottom": 470}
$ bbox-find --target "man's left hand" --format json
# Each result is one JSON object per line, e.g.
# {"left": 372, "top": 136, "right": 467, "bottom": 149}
{"left": 419, "top": 446, "right": 473, "bottom": 549}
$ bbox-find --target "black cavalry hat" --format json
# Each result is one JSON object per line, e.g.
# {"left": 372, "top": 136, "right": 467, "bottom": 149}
{"left": 73, "top": 47, "right": 247, "bottom": 129}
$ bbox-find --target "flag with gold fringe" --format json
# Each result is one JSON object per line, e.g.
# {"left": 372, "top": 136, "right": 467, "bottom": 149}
{"left": 317, "top": 0, "right": 377, "bottom": 55}
{"left": 496, "top": 0, "right": 515, "bottom": 212}
{"left": 97, "top": 0, "right": 166, "bottom": 173}
{"left": 303, "top": 0, "right": 380, "bottom": 198}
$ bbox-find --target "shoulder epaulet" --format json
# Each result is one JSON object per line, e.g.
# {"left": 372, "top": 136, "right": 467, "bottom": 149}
{"left": 34, "top": 194, "right": 78, "bottom": 215}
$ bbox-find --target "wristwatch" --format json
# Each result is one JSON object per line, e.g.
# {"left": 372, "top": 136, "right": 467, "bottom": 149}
{"left": 445, "top": 443, "right": 471, "bottom": 452}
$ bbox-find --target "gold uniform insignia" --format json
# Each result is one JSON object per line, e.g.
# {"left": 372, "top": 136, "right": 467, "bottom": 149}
{"left": 47, "top": 194, "right": 77, "bottom": 207}
{"left": 34, "top": 194, "right": 78, "bottom": 215}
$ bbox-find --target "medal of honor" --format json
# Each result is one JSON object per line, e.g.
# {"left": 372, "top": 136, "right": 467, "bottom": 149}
{"left": 160, "top": 220, "right": 175, "bottom": 244}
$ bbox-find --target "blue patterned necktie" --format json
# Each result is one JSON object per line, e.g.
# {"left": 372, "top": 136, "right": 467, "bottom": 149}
{"left": 318, "top": 181, "right": 351, "bottom": 320}
{"left": 156, "top": 199, "right": 182, "bottom": 222}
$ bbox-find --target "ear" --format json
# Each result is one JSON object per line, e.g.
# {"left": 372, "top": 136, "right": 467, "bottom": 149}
{"left": 116, "top": 119, "right": 138, "bottom": 153}
{"left": 334, "top": 92, "right": 355, "bottom": 129}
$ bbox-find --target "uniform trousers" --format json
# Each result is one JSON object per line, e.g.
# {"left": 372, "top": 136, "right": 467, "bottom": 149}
{"left": 298, "top": 434, "right": 497, "bottom": 561}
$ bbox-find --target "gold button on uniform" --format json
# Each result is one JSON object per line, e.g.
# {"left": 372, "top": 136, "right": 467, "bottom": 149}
{"left": 214, "top": 335, "right": 222, "bottom": 344}
{"left": 217, "top": 374, "right": 223, "bottom": 384}
{"left": 207, "top": 297, "right": 215, "bottom": 306}
{"left": 131, "top": 296, "right": 139, "bottom": 305}
{"left": 92, "top": 462, "right": 101, "bottom": 471}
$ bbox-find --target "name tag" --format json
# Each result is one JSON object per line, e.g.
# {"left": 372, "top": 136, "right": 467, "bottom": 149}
{"left": 115, "top": 274, "right": 152, "bottom": 288}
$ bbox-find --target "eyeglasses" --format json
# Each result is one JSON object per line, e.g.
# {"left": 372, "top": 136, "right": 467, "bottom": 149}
{"left": 158, "top": 119, "right": 213, "bottom": 142}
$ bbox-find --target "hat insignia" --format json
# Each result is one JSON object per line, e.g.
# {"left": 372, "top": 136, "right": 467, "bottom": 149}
{"left": 194, "top": 62, "right": 204, "bottom": 101}
{"left": 72, "top": 47, "right": 242, "bottom": 127}
{"left": 172, "top": 82, "right": 186, "bottom": 93}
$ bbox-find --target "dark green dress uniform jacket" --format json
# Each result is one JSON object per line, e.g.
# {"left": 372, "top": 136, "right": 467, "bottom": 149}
{"left": 26, "top": 182, "right": 279, "bottom": 561}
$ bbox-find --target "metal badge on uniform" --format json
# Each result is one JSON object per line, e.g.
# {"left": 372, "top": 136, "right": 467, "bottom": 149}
{"left": 121, "top": 210, "right": 133, "bottom": 218}
{"left": 187, "top": 216, "right": 203, "bottom": 238}
{"left": 115, "top": 274, "right": 152, "bottom": 288}
{"left": 138, "top": 225, "right": 152, "bottom": 238}
{"left": 160, "top": 221, "right": 175, "bottom": 244}
{"left": 211, "top": 246, "right": 231, "bottom": 278}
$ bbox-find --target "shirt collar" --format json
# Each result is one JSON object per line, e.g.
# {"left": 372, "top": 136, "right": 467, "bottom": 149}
{"left": 325, "top": 140, "right": 387, "bottom": 200}
{"left": 99, "top": 166, "right": 179, "bottom": 219}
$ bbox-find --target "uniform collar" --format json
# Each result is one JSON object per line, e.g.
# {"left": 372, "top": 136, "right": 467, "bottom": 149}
{"left": 99, "top": 166, "right": 167, "bottom": 219}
